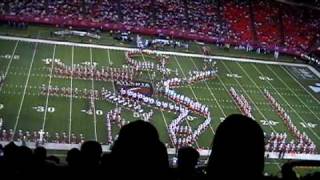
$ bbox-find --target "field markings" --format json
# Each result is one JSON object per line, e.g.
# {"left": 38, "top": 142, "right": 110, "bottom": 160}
{"left": 90, "top": 47, "right": 98, "bottom": 141}
{"left": 281, "top": 66, "right": 320, "bottom": 120}
{"left": 107, "top": 49, "right": 116, "bottom": 93}
{"left": 141, "top": 53, "right": 175, "bottom": 147}
{"left": 0, "top": 40, "right": 19, "bottom": 92}
{"left": 42, "top": 44, "right": 57, "bottom": 130}
{"left": 173, "top": 55, "right": 214, "bottom": 141}
{"left": 219, "top": 62, "right": 282, "bottom": 171}
{"left": 263, "top": 65, "right": 320, "bottom": 140}
{"left": 68, "top": 46, "right": 74, "bottom": 143}
{"left": 220, "top": 61, "right": 278, "bottom": 134}
{"left": 240, "top": 62, "right": 320, "bottom": 140}
{"left": 13, "top": 42, "right": 38, "bottom": 138}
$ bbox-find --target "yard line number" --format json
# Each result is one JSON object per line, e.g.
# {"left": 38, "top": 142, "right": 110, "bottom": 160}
{"left": 300, "top": 122, "right": 317, "bottom": 128}
{"left": 226, "top": 73, "right": 242, "bottom": 78}
{"left": 33, "top": 106, "right": 55, "bottom": 113}
{"left": 260, "top": 120, "right": 279, "bottom": 126}
{"left": 0, "top": 54, "right": 20, "bottom": 60}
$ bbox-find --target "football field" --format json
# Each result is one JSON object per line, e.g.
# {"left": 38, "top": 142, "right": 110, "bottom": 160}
{"left": 0, "top": 36, "right": 320, "bottom": 153}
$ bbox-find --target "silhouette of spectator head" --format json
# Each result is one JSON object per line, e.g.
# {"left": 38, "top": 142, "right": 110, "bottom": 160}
{"left": 100, "top": 152, "right": 112, "bottom": 169}
{"left": 177, "top": 146, "right": 200, "bottom": 170}
{"left": 207, "top": 114, "right": 265, "bottom": 179}
{"left": 33, "top": 146, "right": 47, "bottom": 163}
{"left": 16, "top": 146, "right": 33, "bottom": 175}
{"left": 3, "top": 142, "right": 18, "bottom": 162}
{"left": 17, "top": 146, "right": 33, "bottom": 164}
{"left": 176, "top": 146, "right": 202, "bottom": 180}
{"left": 80, "top": 140, "right": 102, "bottom": 167}
{"left": 66, "top": 148, "right": 81, "bottom": 167}
{"left": 111, "top": 120, "right": 169, "bottom": 178}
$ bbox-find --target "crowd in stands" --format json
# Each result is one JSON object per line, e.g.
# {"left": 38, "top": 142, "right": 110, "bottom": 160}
{"left": 252, "top": 1, "right": 281, "bottom": 47}
{"left": 153, "top": 0, "right": 187, "bottom": 31}
{"left": 281, "top": 4, "right": 320, "bottom": 52}
{"left": 221, "top": 0, "right": 253, "bottom": 44}
{"left": 120, "top": 0, "right": 154, "bottom": 27}
{"left": 1, "top": 115, "right": 319, "bottom": 179}
{"left": 0, "top": 0, "right": 319, "bottom": 54}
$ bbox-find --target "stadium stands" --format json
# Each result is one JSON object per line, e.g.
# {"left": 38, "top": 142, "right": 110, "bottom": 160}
{"left": 0, "top": 0, "right": 319, "bottom": 55}
{"left": 0, "top": 1, "right": 320, "bottom": 178}
{"left": 252, "top": 1, "right": 282, "bottom": 47}
{"left": 222, "top": 0, "right": 254, "bottom": 44}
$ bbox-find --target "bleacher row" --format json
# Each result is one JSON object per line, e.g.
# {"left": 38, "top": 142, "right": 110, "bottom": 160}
{"left": 0, "top": 0, "right": 319, "bottom": 53}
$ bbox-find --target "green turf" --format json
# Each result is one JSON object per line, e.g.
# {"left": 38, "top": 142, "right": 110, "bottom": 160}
{"left": 1, "top": 37, "right": 320, "bottom": 145}
{"left": 0, "top": 36, "right": 320, "bottom": 175}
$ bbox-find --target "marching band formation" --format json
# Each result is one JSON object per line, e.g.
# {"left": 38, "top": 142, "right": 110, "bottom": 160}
{"left": 161, "top": 88, "right": 209, "bottom": 117}
{"left": 162, "top": 69, "right": 217, "bottom": 88}
{"left": 168, "top": 109, "right": 193, "bottom": 148}
{"left": 44, "top": 58, "right": 135, "bottom": 82}
{"left": 102, "top": 89, "right": 144, "bottom": 113}
{"left": 126, "top": 51, "right": 170, "bottom": 75}
{"left": 119, "top": 88, "right": 181, "bottom": 113}
{"left": 265, "top": 132, "right": 316, "bottom": 154}
{"left": 0, "top": 128, "right": 85, "bottom": 144}
{"left": 40, "top": 84, "right": 100, "bottom": 99}
{"left": 1, "top": 50, "right": 315, "bottom": 155}
{"left": 263, "top": 89, "right": 316, "bottom": 154}
{"left": 105, "top": 107, "right": 126, "bottom": 144}
{"left": 157, "top": 69, "right": 217, "bottom": 118}
{"left": 168, "top": 108, "right": 212, "bottom": 149}
{"left": 229, "top": 87, "right": 253, "bottom": 119}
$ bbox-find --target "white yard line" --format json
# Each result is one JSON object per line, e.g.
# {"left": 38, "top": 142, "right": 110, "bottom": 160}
{"left": 107, "top": 49, "right": 116, "bottom": 93}
{"left": 0, "top": 35, "right": 318, "bottom": 70}
{"left": 13, "top": 42, "right": 38, "bottom": 137}
{"left": 160, "top": 110, "right": 175, "bottom": 148}
{"left": 221, "top": 61, "right": 278, "bottom": 134}
{"left": 0, "top": 40, "right": 19, "bottom": 92}
{"left": 215, "top": 75, "right": 239, "bottom": 115}
{"left": 42, "top": 45, "right": 57, "bottom": 130}
{"left": 173, "top": 55, "right": 211, "bottom": 145}
{"left": 68, "top": 46, "right": 74, "bottom": 143}
{"left": 90, "top": 47, "right": 98, "bottom": 141}
{"left": 140, "top": 53, "right": 175, "bottom": 146}
{"left": 107, "top": 49, "right": 112, "bottom": 65}
{"left": 264, "top": 65, "right": 320, "bottom": 140}
{"left": 281, "top": 66, "right": 320, "bottom": 121}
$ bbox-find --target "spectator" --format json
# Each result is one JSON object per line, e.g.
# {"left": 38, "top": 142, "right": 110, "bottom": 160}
{"left": 110, "top": 120, "right": 169, "bottom": 179}
{"left": 79, "top": 140, "right": 102, "bottom": 178}
{"left": 206, "top": 114, "right": 265, "bottom": 179}
{"left": 66, "top": 148, "right": 81, "bottom": 168}
{"left": 80, "top": 140, "right": 102, "bottom": 167}
{"left": 176, "top": 146, "right": 204, "bottom": 180}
